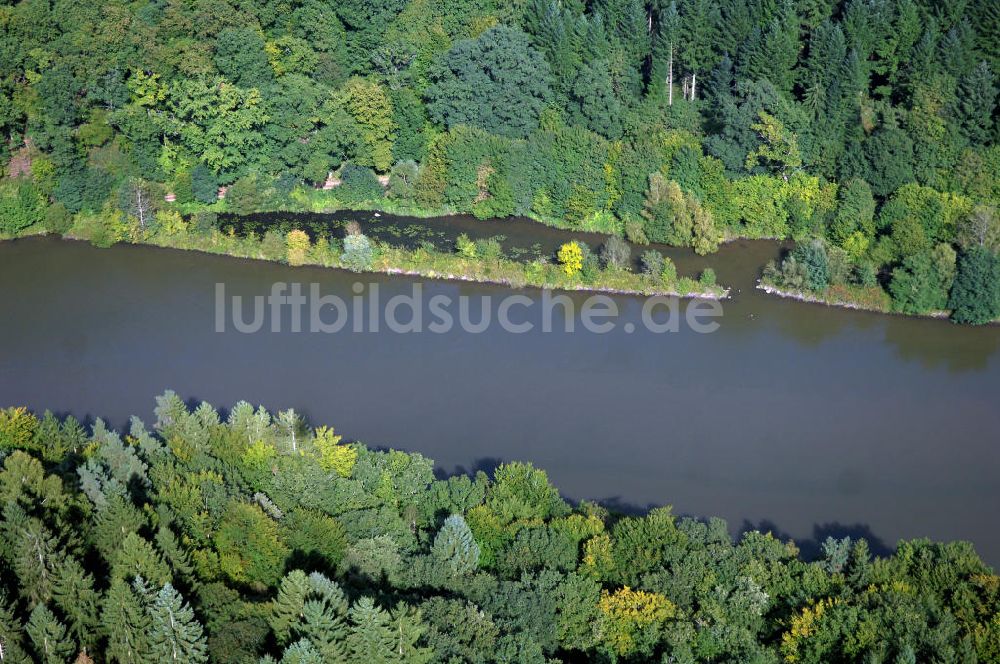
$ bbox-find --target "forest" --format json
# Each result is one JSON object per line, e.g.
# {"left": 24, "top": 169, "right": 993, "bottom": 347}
{"left": 0, "top": 394, "right": 996, "bottom": 663}
{"left": 0, "top": 0, "right": 998, "bottom": 319}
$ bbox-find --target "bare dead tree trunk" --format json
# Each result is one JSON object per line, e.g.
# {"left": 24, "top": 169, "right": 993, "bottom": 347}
{"left": 691, "top": 72, "right": 696, "bottom": 101}
{"left": 135, "top": 185, "right": 145, "bottom": 229}
{"left": 668, "top": 44, "right": 674, "bottom": 106}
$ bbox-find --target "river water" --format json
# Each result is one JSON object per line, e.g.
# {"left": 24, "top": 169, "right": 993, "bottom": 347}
{"left": 2, "top": 219, "right": 998, "bottom": 564}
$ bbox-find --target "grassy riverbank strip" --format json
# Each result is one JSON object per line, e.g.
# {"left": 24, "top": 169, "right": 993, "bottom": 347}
{"left": 368, "top": 244, "right": 726, "bottom": 298}
{"left": 757, "top": 279, "right": 1000, "bottom": 324}
{"left": 2, "top": 216, "right": 727, "bottom": 299}
{"left": 755, "top": 279, "right": 954, "bottom": 318}
{"left": 157, "top": 231, "right": 727, "bottom": 299}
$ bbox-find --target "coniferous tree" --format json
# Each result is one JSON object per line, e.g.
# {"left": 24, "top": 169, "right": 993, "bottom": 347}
{"left": 0, "top": 592, "right": 31, "bottom": 664}
{"left": 1, "top": 504, "right": 61, "bottom": 608}
{"left": 270, "top": 571, "right": 311, "bottom": 644}
{"left": 25, "top": 605, "right": 73, "bottom": 664}
{"left": 271, "top": 571, "right": 349, "bottom": 660}
{"left": 102, "top": 578, "right": 151, "bottom": 664}
{"left": 863, "top": 127, "right": 915, "bottom": 197}
{"left": 677, "top": 0, "right": 720, "bottom": 99}
{"left": 147, "top": 584, "right": 208, "bottom": 664}
{"left": 90, "top": 494, "right": 146, "bottom": 560}
{"left": 431, "top": 514, "right": 481, "bottom": 575}
{"left": 652, "top": 1, "right": 681, "bottom": 103}
{"left": 51, "top": 557, "right": 100, "bottom": 651}
{"left": 155, "top": 525, "right": 196, "bottom": 585}
{"left": 346, "top": 597, "right": 396, "bottom": 664}
{"left": 570, "top": 61, "right": 623, "bottom": 139}
{"left": 955, "top": 62, "right": 997, "bottom": 144}
{"left": 269, "top": 639, "right": 325, "bottom": 664}
{"left": 111, "top": 533, "right": 172, "bottom": 587}
{"left": 389, "top": 605, "right": 433, "bottom": 664}
{"left": 949, "top": 247, "right": 1000, "bottom": 324}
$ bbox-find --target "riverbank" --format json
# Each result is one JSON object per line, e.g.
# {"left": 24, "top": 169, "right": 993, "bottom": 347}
{"left": 161, "top": 232, "right": 728, "bottom": 299}
{"left": 756, "top": 280, "right": 894, "bottom": 314}
{"left": 755, "top": 280, "right": 1000, "bottom": 324}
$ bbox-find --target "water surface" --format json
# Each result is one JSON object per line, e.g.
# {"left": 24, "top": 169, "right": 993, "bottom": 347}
{"left": 1, "top": 229, "right": 998, "bottom": 564}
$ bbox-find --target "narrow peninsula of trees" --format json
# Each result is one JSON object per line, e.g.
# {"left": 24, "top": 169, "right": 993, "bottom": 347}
{"left": 0, "top": 394, "right": 997, "bottom": 663}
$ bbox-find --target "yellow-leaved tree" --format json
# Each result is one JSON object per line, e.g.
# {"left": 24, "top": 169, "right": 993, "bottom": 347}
{"left": 286, "top": 229, "right": 311, "bottom": 266}
{"left": 596, "top": 586, "right": 676, "bottom": 659}
{"left": 558, "top": 241, "right": 583, "bottom": 277}
{"left": 0, "top": 407, "right": 38, "bottom": 451}
{"left": 313, "top": 426, "right": 356, "bottom": 477}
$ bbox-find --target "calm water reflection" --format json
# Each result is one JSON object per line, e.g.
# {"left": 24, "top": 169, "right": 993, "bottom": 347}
{"left": 1, "top": 233, "right": 998, "bottom": 565}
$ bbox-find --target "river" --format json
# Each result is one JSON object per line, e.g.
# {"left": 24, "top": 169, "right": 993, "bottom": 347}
{"left": 2, "top": 219, "right": 999, "bottom": 565}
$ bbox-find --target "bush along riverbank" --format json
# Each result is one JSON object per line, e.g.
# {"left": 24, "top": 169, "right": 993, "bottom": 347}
{"left": 10, "top": 207, "right": 726, "bottom": 299}
{"left": 759, "top": 238, "right": 1000, "bottom": 324}
{"left": 0, "top": 394, "right": 997, "bottom": 663}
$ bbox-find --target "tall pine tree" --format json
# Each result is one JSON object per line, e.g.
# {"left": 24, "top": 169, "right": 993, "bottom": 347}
{"left": 25, "top": 605, "right": 73, "bottom": 664}
{"left": 147, "top": 584, "right": 208, "bottom": 664}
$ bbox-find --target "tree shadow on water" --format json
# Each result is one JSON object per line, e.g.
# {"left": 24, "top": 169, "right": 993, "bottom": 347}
{"left": 434, "top": 456, "right": 506, "bottom": 480}
{"left": 741, "top": 519, "right": 893, "bottom": 560}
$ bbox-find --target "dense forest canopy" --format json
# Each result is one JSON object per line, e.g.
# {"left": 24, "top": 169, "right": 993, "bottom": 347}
{"left": 0, "top": 394, "right": 997, "bottom": 663}
{"left": 0, "top": 0, "right": 998, "bottom": 319}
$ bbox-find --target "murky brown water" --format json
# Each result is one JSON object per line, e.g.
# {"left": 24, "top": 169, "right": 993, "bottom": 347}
{"left": 1, "top": 223, "right": 998, "bottom": 564}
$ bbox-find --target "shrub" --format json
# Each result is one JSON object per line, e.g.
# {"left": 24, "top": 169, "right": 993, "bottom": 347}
{"left": 72, "top": 210, "right": 128, "bottom": 248}
{"left": 227, "top": 174, "right": 273, "bottom": 215}
{"left": 853, "top": 261, "right": 878, "bottom": 287}
{"left": 661, "top": 257, "right": 677, "bottom": 285}
{"left": 624, "top": 215, "right": 649, "bottom": 245}
{"left": 558, "top": 241, "right": 583, "bottom": 276}
{"left": 601, "top": 236, "right": 631, "bottom": 270}
{"left": 949, "top": 246, "right": 1000, "bottom": 324}
{"left": 791, "top": 240, "right": 829, "bottom": 291}
{"left": 474, "top": 237, "right": 503, "bottom": 264}
{"left": 192, "top": 164, "right": 219, "bottom": 204}
{"left": 388, "top": 160, "right": 419, "bottom": 200}
{"left": 43, "top": 203, "right": 73, "bottom": 235}
{"left": 676, "top": 276, "right": 698, "bottom": 294}
{"left": 286, "top": 229, "right": 311, "bottom": 266}
{"left": 0, "top": 179, "right": 46, "bottom": 235}
{"left": 155, "top": 209, "right": 187, "bottom": 236}
{"left": 579, "top": 242, "right": 600, "bottom": 282}
{"left": 341, "top": 233, "right": 374, "bottom": 272}
{"left": 192, "top": 210, "right": 218, "bottom": 236}
{"left": 338, "top": 164, "right": 383, "bottom": 204}
{"left": 699, "top": 268, "right": 716, "bottom": 287}
{"left": 260, "top": 229, "right": 286, "bottom": 261}
{"left": 455, "top": 233, "right": 477, "bottom": 258}
{"left": 173, "top": 171, "right": 194, "bottom": 204}
{"left": 640, "top": 250, "right": 665, "bottom": 280}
